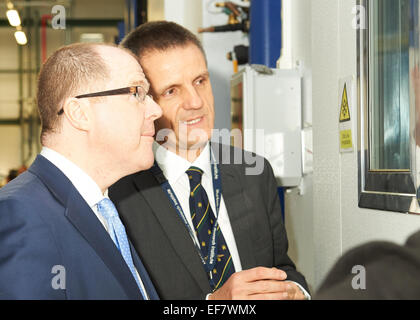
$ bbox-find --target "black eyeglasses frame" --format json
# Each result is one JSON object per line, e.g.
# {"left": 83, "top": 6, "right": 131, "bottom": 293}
{"left": 57, "top": 86, "right": 148, "bottom": 116}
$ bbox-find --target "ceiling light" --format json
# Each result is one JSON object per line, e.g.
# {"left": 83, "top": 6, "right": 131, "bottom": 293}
{"left": 14, "top": 30, "right": 27, "bottom": 45}
{"left": 6, "top": 9, "right": 21, "bottom": 27}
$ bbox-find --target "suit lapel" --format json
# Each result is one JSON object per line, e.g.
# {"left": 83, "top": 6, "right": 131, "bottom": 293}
{"left": 65, "top": 188, "right": 142, "bottom": 300}
{"left": 216, "top": 149, "right": 258, "bottom": 270}
{"left": 130, "top": 242, "right": 159, "bottom": 300}
{"left": 29, "top": 155, "right": 142, "bottom": 300}
{"left": 133, "top": 172, "right": 212, "bottom": 293}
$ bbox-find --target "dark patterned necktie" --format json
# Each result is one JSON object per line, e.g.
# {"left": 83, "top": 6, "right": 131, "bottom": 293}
{"left": 186, "top": 166, "right": 235, "bottom": 290}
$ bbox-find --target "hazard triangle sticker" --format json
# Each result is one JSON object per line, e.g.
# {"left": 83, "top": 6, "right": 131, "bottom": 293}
{"left": 339, "top": 84, "right": 351, "bottom": 122}
{"left": 338, "top": 78, "right": 354, "bottom": 153}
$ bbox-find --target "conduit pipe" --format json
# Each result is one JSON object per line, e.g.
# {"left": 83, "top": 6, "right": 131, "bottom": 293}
{"left": 41, "top": 14, "right": 52, "bottom": 64}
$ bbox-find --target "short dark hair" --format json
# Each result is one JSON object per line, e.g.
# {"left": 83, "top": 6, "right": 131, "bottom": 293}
{"left": 120, "top": 21, "right": 206, "bottom": 61}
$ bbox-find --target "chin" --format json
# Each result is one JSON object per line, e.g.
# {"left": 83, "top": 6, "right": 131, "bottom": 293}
{"left": 122, "top": 153, "right": 154, "bottom": 177}
{"left": 187, "top": 137, "right": 209, "bottom": 150}
{"left": 141, "top": 156, "right": 155, "bottom": 170}
{"left": 137, "top": 150, "right": 155, "bottom": 171}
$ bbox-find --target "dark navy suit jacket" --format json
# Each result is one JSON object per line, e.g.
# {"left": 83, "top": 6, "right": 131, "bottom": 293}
{"left": 0, "top": 155, "right": 158, "bottom": 300}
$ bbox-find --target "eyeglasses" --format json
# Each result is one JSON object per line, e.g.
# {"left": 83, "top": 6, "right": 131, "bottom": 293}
{"left": 57, "top": 86, "right": 150, "bottom": 115}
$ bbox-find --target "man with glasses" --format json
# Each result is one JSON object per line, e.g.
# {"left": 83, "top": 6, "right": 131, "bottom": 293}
{"left": 0, "top": 43, "right": 162, "bottom": 299}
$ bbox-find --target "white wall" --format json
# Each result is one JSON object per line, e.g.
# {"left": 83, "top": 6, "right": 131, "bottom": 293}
{"left": 288, "top": 0, "right": 420, "bottom": 292}
{"left": 280, "top": 0, "right": 315, "bottom": 292}
{"left": 164, "top": 0, "right": 202, "bottom": 37}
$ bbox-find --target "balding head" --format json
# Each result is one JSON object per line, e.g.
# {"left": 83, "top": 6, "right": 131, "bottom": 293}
{"left": 36, "top": 43, "right": 129, "bottom": 144}
{"left": 36, "top": 42, "right": 162, "bottom": 191}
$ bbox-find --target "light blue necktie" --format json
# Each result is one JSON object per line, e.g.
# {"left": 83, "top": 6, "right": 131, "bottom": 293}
{"left": 97, "top": 198, "right": 148, "bottom": 300}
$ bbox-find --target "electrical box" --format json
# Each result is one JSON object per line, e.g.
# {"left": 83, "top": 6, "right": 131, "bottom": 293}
{"left": 230, "top": 65, "right": 302, "bottom": 187}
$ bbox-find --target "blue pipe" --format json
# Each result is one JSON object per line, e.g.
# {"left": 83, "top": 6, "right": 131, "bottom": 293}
{"left": 249, "top": 0, "right": 282, "bottom": 68}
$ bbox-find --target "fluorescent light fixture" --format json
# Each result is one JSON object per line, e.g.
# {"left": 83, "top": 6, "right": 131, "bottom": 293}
{"left": 14, "top": 30, "right": 27, "bottom": 45}
{"left": 80, "top": 33, "right": 105, "bottom": 43}
{"left": 6, "top": 9, "right": 21, "bottom": 27}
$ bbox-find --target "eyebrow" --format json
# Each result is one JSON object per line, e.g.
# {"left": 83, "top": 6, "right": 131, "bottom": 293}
{"left": 198, "top": 71, "right": 210, "bottom": 79}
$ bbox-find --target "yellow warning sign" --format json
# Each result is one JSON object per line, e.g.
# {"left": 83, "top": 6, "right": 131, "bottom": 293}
{"left": 340, "top": 129, "right": 353, "bottom": 149}
{"left": 339, "top": 84, "right": 350, "bottom": 122}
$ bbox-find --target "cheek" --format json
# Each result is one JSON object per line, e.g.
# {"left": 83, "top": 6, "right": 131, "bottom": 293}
{"left": 93, "top": 112, "right": 120, "bottom": 142}
{"left": 203, "top": 97, "right": 215, "bottom": 125}
{"left": 200, "top": 89, "right": 215, "bottom": 117}
{"left": 121, "top": 108, "right": 146, "bottom": 147}
{"left": 155, "top": 102, "right": 179, "bottom": 130}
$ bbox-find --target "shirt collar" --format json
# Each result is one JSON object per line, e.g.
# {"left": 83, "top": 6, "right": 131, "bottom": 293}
{"left": 40, "top": 147, "right": 106, "bottom": 208}
{"left": 153, "top": 141, "right": 212, "bottom": 184}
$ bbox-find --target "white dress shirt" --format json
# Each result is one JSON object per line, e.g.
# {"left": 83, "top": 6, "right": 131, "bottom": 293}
{"left": 153, "top": 142, "right": 310, "bottom": 299}
{"left": 40, "top": 147, "right": 149, "bottom": 299}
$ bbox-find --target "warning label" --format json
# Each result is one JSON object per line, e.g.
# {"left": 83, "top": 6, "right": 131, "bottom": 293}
{"left": 340, "top": 129, "right": 353, "bottom": 149}
{"left": 338, "top": 77, "right": 354, "bottom": 153}
{"left": 339, "top": 84, "right": 350, "bottom": 122}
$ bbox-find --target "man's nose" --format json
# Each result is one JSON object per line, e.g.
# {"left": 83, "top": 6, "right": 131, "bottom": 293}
{"left": 183, "top": 87, "right": 203, "bottom": 110}
{"left": 146, "top": 95, "right": 162, "bottom": 120}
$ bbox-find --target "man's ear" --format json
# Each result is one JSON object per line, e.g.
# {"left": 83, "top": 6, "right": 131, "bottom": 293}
{"left": 61, "top": 97, "right": 91, "bottom": 131}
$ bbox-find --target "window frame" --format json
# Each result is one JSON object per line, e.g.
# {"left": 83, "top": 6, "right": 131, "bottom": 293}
{"left": 357, "top": 0, "right": 418, "bottom": 213}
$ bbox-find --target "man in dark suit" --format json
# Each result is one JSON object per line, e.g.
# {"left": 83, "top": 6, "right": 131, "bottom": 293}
{"left": 315, "top": 230, "right": 420, "bottom": 299}
{"left": 0, "top": 43, "right": 162, "bottom": 299}
{"left": 110, "top": 21, "right": 309, "bottom": 300}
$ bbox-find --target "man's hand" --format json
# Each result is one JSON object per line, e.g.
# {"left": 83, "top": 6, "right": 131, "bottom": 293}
{"left": 208, "top": 267, "right": 306, "bottom": 300}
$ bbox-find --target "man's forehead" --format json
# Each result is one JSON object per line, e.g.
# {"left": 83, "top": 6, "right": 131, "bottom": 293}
{"left": 139, "top": 44, "right": 207, "bottom": 86}
{"left": 98, "top": 45, "right": 140, "bottom": 71}
{"left": 98, "top": 46, "right": 149, "bottom": 89}
{"left": 110, "top": 66, "right": 149, "bottom": 90}
{"left": 97, "top": 45, "right": 129, "bottom": 60}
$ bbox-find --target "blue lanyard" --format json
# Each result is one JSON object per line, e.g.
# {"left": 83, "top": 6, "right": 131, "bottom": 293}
{"left": 150, "top": 148, "right": 222, "bottom": 280}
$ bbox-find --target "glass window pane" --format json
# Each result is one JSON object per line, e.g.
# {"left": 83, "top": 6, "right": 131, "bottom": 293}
{"left": 369, "top": 0, "right": 410, "bottom": 170}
